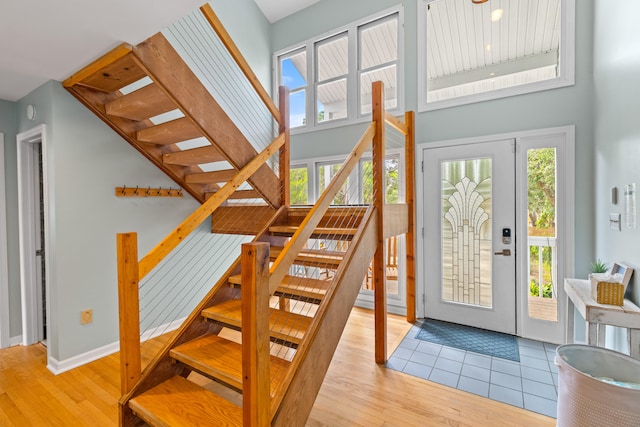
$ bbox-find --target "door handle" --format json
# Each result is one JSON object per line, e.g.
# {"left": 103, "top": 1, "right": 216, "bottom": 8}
{"left": 494, "top": 249, "right": 511, "bottom": 256}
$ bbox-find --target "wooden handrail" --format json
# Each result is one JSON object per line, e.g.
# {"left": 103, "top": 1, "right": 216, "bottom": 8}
{"left": 241, "top": 243, "right": 271, "bottom": 426}
{"left": 200, "top": 4, "right": 281, "bottom": 124}
{"left": 268, "top": 123, "right": 376, "bottom": 294}
{"left": 384, "top": 112, "right": 408, "bottom": 135}
{"left": 138, "top": 133, "right": 285, "bottom": 280}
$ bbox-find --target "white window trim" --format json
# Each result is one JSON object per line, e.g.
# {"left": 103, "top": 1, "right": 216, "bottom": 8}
{"left": 417, "top": 0, "right": 576, "bottom": 112}
{"left": 274, "top": 5, "right": 404, "bottom": 135}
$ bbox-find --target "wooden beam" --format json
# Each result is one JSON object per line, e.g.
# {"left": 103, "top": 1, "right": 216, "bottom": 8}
{"left": 279, "top": 86, "right": 290, "bottom": 206}
{"left": 384, "top": 112, "right": 408, "bottom": 135}
{"left": 105, "top": 83, "right": 175, "bottom": 121}
{"left": 163, "top": 145, "right": 226, "bottom": 166}
{"left": 241, "top": 243, "right": 271, "bottom": 427}
{"left": 405, "top": 111, "right": 417, "bottom": 324}
{"left": 185, "top": 169, "right": 236, "bottom": 185}
{"left": 269, "top": 124, "right": 375, "bottom": 295}
{"left": 200, "top": 4, "right": 281, "bottom": 124}
{"left": 136, "top": 117, "right": 201, "bottom": 145}
{"left": 132, "top": 33, "right": 281, "bottom": 208}
{"left": 62, "top": 43, "right": 133, "bottom": 88}
{"left": 372, "top": 81, "right": 387, "bottom": 364}
{"left": 138, "top": 134, "right": 285, "bottom": 280}
{"left": 116, "top": 233, "right": 141, "bottom": 395}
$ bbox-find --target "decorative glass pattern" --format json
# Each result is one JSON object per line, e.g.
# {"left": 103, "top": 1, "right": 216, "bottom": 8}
{"left": 441, "top": 158, "right": 492, "bottom": 307}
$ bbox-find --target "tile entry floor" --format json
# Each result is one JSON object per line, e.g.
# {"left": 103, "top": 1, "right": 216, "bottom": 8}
{"left": 386, "top": 322, "right": 559, "bottom": 418}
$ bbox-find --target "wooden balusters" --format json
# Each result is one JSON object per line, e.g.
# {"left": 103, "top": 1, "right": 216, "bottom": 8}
{"left": 241, "top": 242, "right": 271, "bottom": 426}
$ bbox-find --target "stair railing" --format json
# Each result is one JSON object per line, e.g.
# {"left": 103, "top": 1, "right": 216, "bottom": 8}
{"left": 116, "top": 133, "right": 285, "bottom": 395}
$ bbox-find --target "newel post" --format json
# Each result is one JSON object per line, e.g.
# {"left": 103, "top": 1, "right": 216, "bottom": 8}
{"left": 279, "top": 86, "right": 290, "bottom": 207}
{"left": 405, "top": 111, "right": 417, "bottom": 324}
{"left": 241, "top": 242, "right": 271, "bottom": 426}
{"left": 117, "top": 232, "right": 142, "bottom": 395}
{"left": 372, "top": 81, "right": 387, "bottom": 364}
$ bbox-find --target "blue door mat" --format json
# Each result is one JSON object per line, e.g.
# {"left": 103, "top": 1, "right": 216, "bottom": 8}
{"left": 416, "top": 318, "right": 520, "bottom": 362}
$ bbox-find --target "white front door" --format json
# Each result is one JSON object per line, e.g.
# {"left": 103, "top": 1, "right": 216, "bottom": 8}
{"left": 423, "top": 139, "right": 516, "bottom": 334}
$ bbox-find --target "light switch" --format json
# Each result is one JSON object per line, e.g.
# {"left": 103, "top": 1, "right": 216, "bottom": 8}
{"left": 610, "top": 213, "right": 621, "bottom": 231}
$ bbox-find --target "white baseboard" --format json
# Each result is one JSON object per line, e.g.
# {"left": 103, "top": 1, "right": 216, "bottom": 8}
{"left": 47, "top": 317, "right": 186, "bottom": 375}
{"left": 48, "top": 340, "right": 120, "bottom": 375}
{"left": 9, "top": 335, "right": 23, "bottom": 347}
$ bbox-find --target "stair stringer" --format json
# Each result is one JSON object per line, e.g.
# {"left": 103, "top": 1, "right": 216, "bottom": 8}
{"left": 271, "top": 205, "right": 379, "bottom": 426}
{"left": 119, "top": 205, "right": 286, "bottom": 427}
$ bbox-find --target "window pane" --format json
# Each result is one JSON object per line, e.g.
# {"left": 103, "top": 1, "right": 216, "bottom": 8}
{"left": 317, "top": 79, "right": 347, "bottom": 123}
{"left": 280, "top": 50, "right": 307, "bottom": 90}
{"left": 360, "top": 15, "right": 398, "bottom": 70}
{"left": 441, "top": 158, "right": 492, "bottom": 308}
{"left": 318, "top": 163, "right": 352, "bottom": 205}
{"left": 425, "top": 0, "right": 561, "bottom": 103}
{"left": 361, "top": 157, "right": 399, "bottom": 204}
{"left": 317, "top": 35, "right": 348, "bottom": 81}
{"left": 290, "top": 166, "right": 309, "bottom": 205}
{"left": 360, "top": 65, "right": 397, "bottom": 114}
{"left": 289, "top": 90, "right": 306, "bottom": 128}
{"left": 527, "top": 147, "right": 558, "bottom": 322}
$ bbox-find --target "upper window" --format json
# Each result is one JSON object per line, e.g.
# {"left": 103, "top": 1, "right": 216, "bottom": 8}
{"left": 276, "top": 7, "right": 403, "bottom": 132}
{"left": 418, "top": 0, "right": 575, "bottom": 111}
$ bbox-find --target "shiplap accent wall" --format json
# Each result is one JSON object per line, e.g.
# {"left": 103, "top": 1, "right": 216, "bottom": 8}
{"left": 163, "top": 11, "right": 274, "bottom": 153}
{"left": 132, "top": 11, "right": 275, "bottom": 333}
{"left": 139, "top": 222, "right": 251, "bottom": 334}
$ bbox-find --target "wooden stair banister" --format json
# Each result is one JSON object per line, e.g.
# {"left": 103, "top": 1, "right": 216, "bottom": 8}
{"left": 240, "top": 242, "right": 271, "bottom": 426}
{"left": 200, "top": 3, "right": 281, "bottom": 124}
{"left": 372, "top": 81, "right": 387, "bottom": 364}
{"left": 138, "top": 133, "right": 285, "bottom": 280}
{"left": 268, "top": 123, "right": 376, "bottom": 295}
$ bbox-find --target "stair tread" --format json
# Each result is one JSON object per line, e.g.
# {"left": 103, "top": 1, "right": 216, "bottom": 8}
{"left": 269, "top": 225, "right": 358, "bottom": 238}
{"left": 137, "top": 116, "right": 202, "bottom": 145}
{"left": 270, "top": 246, "right": 344, "bottom": 267}
{"left": 105, "top": 83, "right": 176, "bottom": 121}
{"left": 201, "top": 300, "right": 311, "bottom": 346}
{"left": 229, "top": 274, "right": 330, "bottom": 302}
{"left": 170, "top": 334, "right": 289, "bottom": 394}
{"left": 129, "top": 375, "right": 241, "bottom": 427}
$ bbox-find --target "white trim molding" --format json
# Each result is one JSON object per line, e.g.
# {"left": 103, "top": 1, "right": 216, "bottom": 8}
{"left": 0, "top": 132, "right": 10, "bottom": 348}
{"left": 17, "top": 124, "right": 51, "bottom": 346}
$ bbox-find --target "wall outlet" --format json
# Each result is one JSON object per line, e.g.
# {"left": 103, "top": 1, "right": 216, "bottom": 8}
{"left": 81, "top": 309, "right": 93, "bottom": 325}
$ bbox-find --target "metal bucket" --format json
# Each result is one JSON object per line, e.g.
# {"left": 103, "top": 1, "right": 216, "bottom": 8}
{"left": 555, "top": 344, "right": 640, "bottom": 427}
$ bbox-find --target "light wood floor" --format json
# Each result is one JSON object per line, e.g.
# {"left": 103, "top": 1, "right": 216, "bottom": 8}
{"left": 0, "top": 308, "right": 554, "bottom": 426}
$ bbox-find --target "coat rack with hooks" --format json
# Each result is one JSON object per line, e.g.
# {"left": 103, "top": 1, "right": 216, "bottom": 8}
{"left": 115, "top": 186, "right": 183, "bottom": 198}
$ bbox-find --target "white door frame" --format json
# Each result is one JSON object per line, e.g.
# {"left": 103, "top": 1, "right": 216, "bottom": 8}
{"left": 416, "top": 126, "right": 575, "bottom": 340}
{"left": 0, "top": 132, "right": 11, "bottom": 348}
{"left": 17, "top": 124, "right": 52, "bottom": 346}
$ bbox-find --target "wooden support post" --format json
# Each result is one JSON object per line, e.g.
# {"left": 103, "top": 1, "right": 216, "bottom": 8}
{"left": 405, "top": 111, "right": 417, "bottom": 324}
{"left": 241, "top": 242, "right": 271, "bottom": 427}
{"left": 372, "top": 81, "right": 387, "bottom": 364}
{"left": 279, "top": 86, "right": 291, "bottom": 207}
{"left": 116, "top": 232, "right": 141, "bottom": 395}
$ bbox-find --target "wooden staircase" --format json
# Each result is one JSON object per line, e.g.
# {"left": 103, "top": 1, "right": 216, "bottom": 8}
{"left": 115, "top": 204, "right": 378, "bottom": 426}
{"left": 63, "top": 5, "right": 415, "bottom": 426}
{"left": 62, "top": 33, "right": 281, "bottom": 207}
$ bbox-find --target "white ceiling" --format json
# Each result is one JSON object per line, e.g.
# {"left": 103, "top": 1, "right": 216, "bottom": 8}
{"left": 254, "top": 0, "right": 321, "bottom": 23}
{"left": 0, "top": 0, "right": 315, "bottom": 102}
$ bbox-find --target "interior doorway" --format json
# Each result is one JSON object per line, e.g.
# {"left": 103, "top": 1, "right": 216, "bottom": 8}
{"left": 17, "top": 124, "right": 50, "bottom": 346}
{"left": 0, "top": 132, "right": 10, "bottom": 348}
{"left": 418, "top": 127, "right": 574, "bottom": 344}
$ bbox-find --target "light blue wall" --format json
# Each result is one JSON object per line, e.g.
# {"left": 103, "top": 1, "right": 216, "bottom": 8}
{"left": 0, "top": 99, "right": 21, "bottom": 338}
{"left": 209, "top": 0, "right": 272, "bottom": 91}
{"left": 593, "top": 0, "right": 640, "bottom": 307}
{"left": 0, "top": 0, "right": 274, "bottom": 362}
